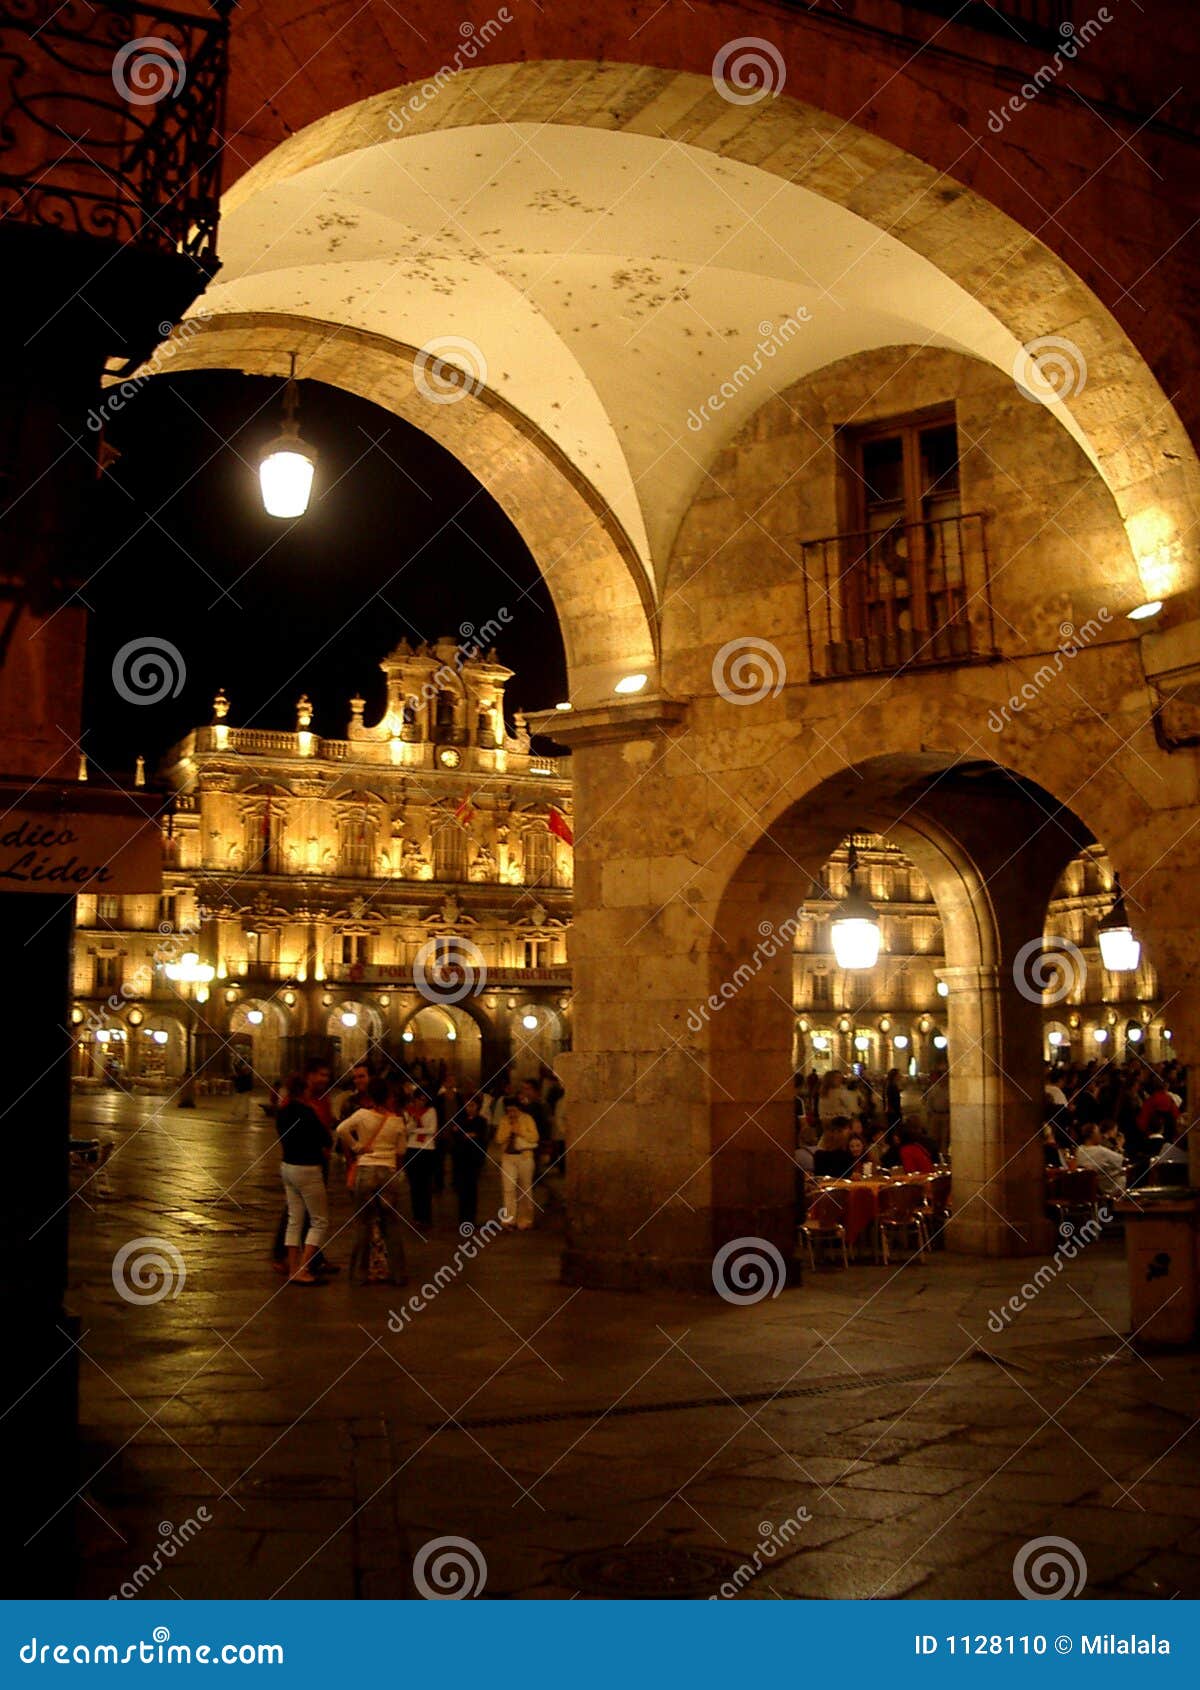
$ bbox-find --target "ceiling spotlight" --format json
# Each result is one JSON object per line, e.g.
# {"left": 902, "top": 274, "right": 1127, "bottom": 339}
{"left": 554, "top": 701, "right": 572, "bottom": 713}
{"left": 340, "top": 1010, "right": 358, "bottom": 1029}
{"left": 522, "top": 1012, "right": 539, "bottom": 1031}
{"left": 1127, "top": 600, "right": 1163, "bottom": 622}
{"left": 246, "top": 1009, "right": 264, "bottom": 1026}
{"left": 614, "top": 673, "right": 648, "bottom": 695}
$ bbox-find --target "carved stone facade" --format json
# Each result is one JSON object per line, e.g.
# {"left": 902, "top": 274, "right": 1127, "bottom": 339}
{"left": 71, "top": 640, "right": 573, "bottom": 1086}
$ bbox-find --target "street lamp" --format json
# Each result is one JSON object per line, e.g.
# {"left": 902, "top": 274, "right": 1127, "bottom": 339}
{"left": 165, "top": 951, "right": 215, "bottom": 1107}
{"left": 830, "top": 841, "right": 881, "bottom": 971}
{"left": 259, "top": 353, "right": 316, "bottom": 519}
{"left": 1097, "top": 874, "right": 1141, "bottom": 973}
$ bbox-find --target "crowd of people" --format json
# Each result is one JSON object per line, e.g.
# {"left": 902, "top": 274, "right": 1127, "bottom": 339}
{"left": 269, "top": 1056, "right": 564, "bottom": 1288}
{"left": 1043, "top": 1056, "right": 1190, "bottom": 1200}
{"left": 793, "top": 1065, "right": 949, "bottom": 1180}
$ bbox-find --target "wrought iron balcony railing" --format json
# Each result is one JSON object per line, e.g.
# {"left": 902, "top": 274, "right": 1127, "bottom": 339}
{"left": 800, "top": 510, "right": 998, "bottom": 683}
{"left": 0, "top": 0, "right": 230, "bottom": 269}
{"left": 779, "top": 0, "right": 1074, "bottom": 48}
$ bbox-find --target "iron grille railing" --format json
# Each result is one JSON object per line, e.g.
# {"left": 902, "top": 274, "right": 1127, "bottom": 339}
{"left": 0, "top": 0, "right": 230, "bottom": 267}
{"left": 800, "top": 510, "right": 997, "bottom": 682}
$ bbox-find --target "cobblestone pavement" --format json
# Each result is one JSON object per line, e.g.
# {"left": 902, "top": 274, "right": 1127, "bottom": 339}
{"left": 62, "top": 1092, "right": 1200, "bottom": 1600}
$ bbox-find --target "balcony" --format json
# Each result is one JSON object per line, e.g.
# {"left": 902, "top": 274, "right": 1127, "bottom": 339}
{"left": 800, "top": 511, "right": 997, "bottom": 683}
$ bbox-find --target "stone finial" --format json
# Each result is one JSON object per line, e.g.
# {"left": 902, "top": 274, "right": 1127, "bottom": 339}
{"left": 296, "top": 693, "right": 313, "bottom": 730}
{"left": 134, "top": 755, "right": 145, "bottom": 788}
{"left": 212, "top": 688, "right": 230, "bottom": 722}
{"left": 77, "top": 753, "right": 88, "bottom": 782}
{"left": 349, "top": 693, "right": 365, "bottom": 723}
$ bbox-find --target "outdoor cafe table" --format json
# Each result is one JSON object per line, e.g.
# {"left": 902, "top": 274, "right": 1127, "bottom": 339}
{"left": 813, "top": 1171, "right": 929, "bottom": 1254}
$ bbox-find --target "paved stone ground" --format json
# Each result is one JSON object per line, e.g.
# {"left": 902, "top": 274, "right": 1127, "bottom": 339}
{"left": 60, "top": 1093, "right": 1200, "bottom": 1600}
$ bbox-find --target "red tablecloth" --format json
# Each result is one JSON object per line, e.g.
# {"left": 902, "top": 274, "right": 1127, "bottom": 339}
{"left": 816, "top": 1174, "right": 927, "bottom": 1248}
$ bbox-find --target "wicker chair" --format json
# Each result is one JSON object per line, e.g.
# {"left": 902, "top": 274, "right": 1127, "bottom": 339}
{"left": 800, "top": 1188, "right": 849, "bottom": 1269}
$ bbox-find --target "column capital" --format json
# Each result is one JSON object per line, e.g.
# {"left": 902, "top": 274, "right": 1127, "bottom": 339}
{"left": 527, "top": 695, "right": 688, "bottom": 748}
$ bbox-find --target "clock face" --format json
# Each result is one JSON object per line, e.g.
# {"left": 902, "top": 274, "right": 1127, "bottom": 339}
{"left": 438, "top": 747, "right": 462, "bottom": 769}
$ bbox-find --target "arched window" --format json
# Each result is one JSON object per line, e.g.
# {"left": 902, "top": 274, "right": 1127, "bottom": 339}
{"left": 243, "top": 792, "right": 286, "bottom": 874}
{"left": 338, "top": 802, "right": 377, "bottom": 877}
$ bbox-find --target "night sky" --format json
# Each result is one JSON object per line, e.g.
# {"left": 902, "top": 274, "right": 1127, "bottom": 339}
{"left": 83, "top": 371, "right": 567, "bottom": 778}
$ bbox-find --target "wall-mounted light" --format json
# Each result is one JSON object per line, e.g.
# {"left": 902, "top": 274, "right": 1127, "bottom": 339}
{"left": 246, "top": 1008, "right": 264, "bottom": 1026}
{"left": 932, "top": 1034, "right": 948, "bottom": 1050}
{"left": 1048, "top": 1030, "right": 1064, "bottom": 1047}
{"left": 614, "top": 673, "right": 648, "bottom": 695}
{"left": 1127, "top": 600, "right": 1163, "bottom": 622}
{"left": 936, "top": 980, "right": 949, "bottom": 998}
{"left": 893, "top": 1034, "right": 909, "bottom": 1049}
{"left": 555, "top": 701, "right": 572, "bottom": 713}
{"left": 522, "top": 1012, "right": 539, "bottom": 1031}
{"left": 341, "top": 1010, "right": 358, "bottom": 1029}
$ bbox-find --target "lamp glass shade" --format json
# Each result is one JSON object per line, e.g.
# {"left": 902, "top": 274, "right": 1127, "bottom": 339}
{"left": 260, "top": 439, "right": 315, "bottom": 518}
{"left": 1098, "top": 925, "right": 1140, "bottom": 973}
{"left": 831, "top": 914, "right": 881, "bottom": 970}
{"left": 340, "top": 1011, "right": 358, "bottom": 1028}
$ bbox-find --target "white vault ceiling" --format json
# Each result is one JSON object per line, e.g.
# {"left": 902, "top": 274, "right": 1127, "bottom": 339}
{"left": 205, "top": 123, "right": 1090, "bottom": 594}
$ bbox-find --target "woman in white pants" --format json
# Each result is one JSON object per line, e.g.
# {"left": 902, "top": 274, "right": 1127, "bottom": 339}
{"left": 499, "top": 1104, "right": 539, "bottom": 1230}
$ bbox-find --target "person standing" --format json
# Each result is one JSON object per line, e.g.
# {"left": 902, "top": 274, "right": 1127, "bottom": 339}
{"left": 275, "top": 1075, "right": 330, "bottom": 1286}
{"left": 232, "top": 1057, "right": 255, "bottom": 1123}
{"left": 336, "top": 1076, "right": 407, "bottom": 1284}
{"left": 447, "top": 1094, "right": 490, "bottom": 1226}
{"left": 337, "top": 1061, "right": 373, "bottom": 1124}
{"left": 270, "top": 1057, "right": 337, "bottom": 1275}
{"left": 498, "top": 1102, "right": 539, "bottom": 1230}
{"left": 403, "top": 1090, "right": 439, "bottom": 1229}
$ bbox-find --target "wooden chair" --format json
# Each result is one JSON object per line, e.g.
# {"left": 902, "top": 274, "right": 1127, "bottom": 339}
{"left": 876, "top": 1180, "right": 928, "bottom": 1264}
{"left": 800, "top": 1188, "right": 849, "bottom": 1269}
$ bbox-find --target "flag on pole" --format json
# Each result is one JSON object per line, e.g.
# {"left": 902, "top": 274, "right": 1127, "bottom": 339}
{"left": 548, "top": 806, "right": 574, "bottom": 846}
{"left": 454, "top": 796, "right": 476, "bottom": 828}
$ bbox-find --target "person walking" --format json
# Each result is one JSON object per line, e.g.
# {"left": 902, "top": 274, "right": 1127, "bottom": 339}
{"left": 447, "top": 1093, "right": 490, "bottom": 1226}
{"left": 403, "top": 1090, "right": 439, "bottom": 1229}
{"left": 336, "top": 1076, "right": 407, "bottom": 1284}
{"left": 232, "top": 1057, "right": 255, "bottom": 1123}
{"left": 275, "top": 1075, "right": 331, "bottom": 1286}
{"left": 498, "top": 1101, "right": 539, "bottom": 1230}
{"left": 270, "top": 1057, "right": 338, "bottom": 1275}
